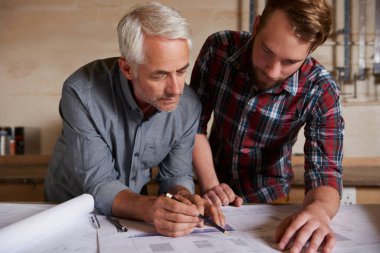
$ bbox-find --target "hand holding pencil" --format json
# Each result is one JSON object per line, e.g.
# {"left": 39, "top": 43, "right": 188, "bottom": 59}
{"left": 133, "top": 187, "right": 226, "bottom": 237}
{"left": 165, "top": 193, "right": 228, "bottom": 235}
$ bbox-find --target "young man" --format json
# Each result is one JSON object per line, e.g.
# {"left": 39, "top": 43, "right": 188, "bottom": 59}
{"left": 44, "top": 2, "right": 223, "bottom": 237}
{"left": 190, "top": 0, "right": 344, "bottom": 252}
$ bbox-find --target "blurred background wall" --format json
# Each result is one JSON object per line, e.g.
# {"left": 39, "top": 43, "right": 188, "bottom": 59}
{"left": 0, "top": 0, "right": 379, "bottom": 157}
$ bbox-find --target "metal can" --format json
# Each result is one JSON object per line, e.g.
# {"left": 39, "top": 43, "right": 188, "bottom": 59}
{"left": 0, "top": 130, "right": 10, "bottom": 156}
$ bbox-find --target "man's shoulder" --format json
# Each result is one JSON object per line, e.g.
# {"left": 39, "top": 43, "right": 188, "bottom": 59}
{"left": 181, "top": 85, "right": 201, "bottom": 106}
{"left": 301, "top": 57, "right": 333, "bottom": 78}
{"left": 298, "top": 56, "right": 340, "bottom": 94}
{"left": 301, "top": 57, "right": 336, "bottom": 82}
{"left": 176, "top": 85, "right": 201, "bottom": 114}
{"left": 204, "top": 30, "right": 252, "bottom": 50}
{"left": 64, "top": 57, "right": 120, "bottom": 92}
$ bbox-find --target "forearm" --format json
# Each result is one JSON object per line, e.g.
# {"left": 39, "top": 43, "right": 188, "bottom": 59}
{"left": 192, "top": 134, "right": 219, "bottom": 192}
{"left": 111, "top": 189, "right": 157, "bottom": 223}
{"left": 302, "top": 186, "right": 340, "bottom": 222}
{"left": 111, "top": 185, "right": 193, "bottom": 223}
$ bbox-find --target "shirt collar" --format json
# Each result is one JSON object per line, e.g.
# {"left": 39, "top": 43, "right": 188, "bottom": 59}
{"left": 280, "top": 70, "right": 299, "bottom": 96}
{"left": 118, "top": 68, "right": 161, "bottom": 119}
{"left": 274, "top": 55, "right": 314, "bottom": 96}
{"left": 269, "top": 69, "right": 299, "bottom": 96}
{"left": 119, "top": 68, "right": 140, "bottom": 111}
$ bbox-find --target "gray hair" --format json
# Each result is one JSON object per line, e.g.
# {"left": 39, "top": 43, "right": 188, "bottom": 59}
{"left": 117, "top": 2, "right": 192, "bottom": 68}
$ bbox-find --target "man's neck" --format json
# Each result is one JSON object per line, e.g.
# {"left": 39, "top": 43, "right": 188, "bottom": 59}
{"left": 140, "top": 104, "right": 157, "bottom": 119}
{"left": 128, "top": 82, "right": 157, "bottom": 119}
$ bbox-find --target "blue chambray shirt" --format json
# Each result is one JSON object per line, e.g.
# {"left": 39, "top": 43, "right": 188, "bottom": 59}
{"left": 44, "top": 58, "right": 201, "bottom": 215}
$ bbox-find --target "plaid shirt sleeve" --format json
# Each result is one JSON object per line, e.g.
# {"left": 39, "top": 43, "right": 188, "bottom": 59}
{"left": 189, "top": 35, "right": 217, "bottom": 135}
{"left": 303, "top": 73, "right": 344, "bottom": 196}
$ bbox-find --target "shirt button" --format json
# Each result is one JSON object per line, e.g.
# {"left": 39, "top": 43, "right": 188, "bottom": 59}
{"left": 134, "top": 152, "right": 140, "bottom": 157}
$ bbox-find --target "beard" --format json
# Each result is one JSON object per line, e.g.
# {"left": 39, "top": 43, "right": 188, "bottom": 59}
{"left": 131, "top": 75, "right": 183, "bottom": 113}
{"left": 252, "top": 65, "right": 285, "bottom": 91}
{"left": 144, "top": 94, "right": 182, "bottom": 113}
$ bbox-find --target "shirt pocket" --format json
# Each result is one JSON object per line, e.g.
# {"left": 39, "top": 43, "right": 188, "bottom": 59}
{"left": 139, "top": 143, "right": 170, "bottom": 169}
{"left": 262, "top": 114, "right": 303, "bottom": 145}
{"left": 243, "top": 112, "right": 302, "bottom": 148}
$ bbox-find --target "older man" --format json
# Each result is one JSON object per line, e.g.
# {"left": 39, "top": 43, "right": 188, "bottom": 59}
{"left": 45, "top": 2, "right": 223, "bottom": 237}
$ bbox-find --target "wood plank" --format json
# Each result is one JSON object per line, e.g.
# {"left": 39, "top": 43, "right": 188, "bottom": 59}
{"left": 0, "top": 184, "right": 45, "bottom": 202}
{"left": 0, "top": 155, "right": 379, "bottom": 202}
{"left": 291, "top": 156, "right": 380, "bottom": 186}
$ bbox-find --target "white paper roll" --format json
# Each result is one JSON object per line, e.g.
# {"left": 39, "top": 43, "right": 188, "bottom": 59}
{"left": 0, "top": 193, "right": 94, "bottom": 253}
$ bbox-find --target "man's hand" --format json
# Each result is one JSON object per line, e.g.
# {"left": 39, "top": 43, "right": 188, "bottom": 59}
{"left": 192, "top": 134, "right": 243, "bottom": 208}
{"left": 179, "top": 193, "right": 225, "bottom": 227}
{"left": 274, "top": 207, "right": 335, "bottom": 253}
{"left": 147, "top": 194, "right": 201, "bottom": 237}
{"left": 274, "top": 187, "right": 340, "bottom": 253}
{"left": 203, "top": 183, "right": 243, "bottom": 207}
{"left": 111, "top": 188, "right": 225, "bottom": 237}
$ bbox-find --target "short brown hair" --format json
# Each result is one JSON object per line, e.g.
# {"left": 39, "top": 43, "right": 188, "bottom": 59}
{"left": 257, "top": 0, "right": 332, "bottom": 52}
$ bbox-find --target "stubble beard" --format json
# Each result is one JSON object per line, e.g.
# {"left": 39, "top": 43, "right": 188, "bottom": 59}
{"left": 252, "top": 65, "right": 284, "bottom": 91}
{"left": 141, "top": 91, "right": 183, "bottom": 113}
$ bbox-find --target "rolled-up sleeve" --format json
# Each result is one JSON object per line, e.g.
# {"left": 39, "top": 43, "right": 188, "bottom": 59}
{"left": 304, "top": 79, "right": 344, "bottom": 196}
{"left": 58, "top": 79, "right": 128, "bottom": 215}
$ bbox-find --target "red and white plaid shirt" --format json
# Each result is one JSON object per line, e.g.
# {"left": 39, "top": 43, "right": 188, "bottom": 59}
{"left": 190, "top": 31, "right": 344, "bottom": 203}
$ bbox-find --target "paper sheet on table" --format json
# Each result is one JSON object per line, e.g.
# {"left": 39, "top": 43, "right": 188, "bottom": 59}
{"left": 97, "top": 215, "right": 235, "bottom": 238}
{"left": 0, "top": 194, "right": 94, "bottom": 253}
{"left": 97, "top": 215, "right": 244, "bottom": 253}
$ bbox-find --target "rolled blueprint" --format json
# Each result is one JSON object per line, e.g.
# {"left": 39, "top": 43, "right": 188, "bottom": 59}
{"left": 0, "top": 193, "right": 94, "bottom": 253}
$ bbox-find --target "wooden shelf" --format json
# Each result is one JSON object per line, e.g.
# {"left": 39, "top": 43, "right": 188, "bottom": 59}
{"left": 0, "top": 155, "right": 50, "bottom": 202}
{"left": 290, "top": 156, "right": 380, "bottom": 203}
{"left": 1, "top": 155, "right": 379, "bottom": 203}
{"left": 291, "top": 156, "right": 380, "bottom": 187}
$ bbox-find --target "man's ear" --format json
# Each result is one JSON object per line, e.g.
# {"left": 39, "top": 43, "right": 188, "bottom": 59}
{"left": 118, "top": 57, "right": 134, "bottom": 80}
{"left": 252, "top": 15, "right": 261, "bottom": 36}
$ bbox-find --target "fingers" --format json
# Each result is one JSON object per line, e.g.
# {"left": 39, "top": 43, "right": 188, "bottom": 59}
{"left": 164, "top": 195, "right": 199, "bottom": 217}
{"left": 186, "top": 194, "right": 205, "bottom": 216}
{"left": 219, "top": 183, "right": 237, "bottom": 203}
{"left": 277, "top": 212, "right": 308, "bottom": 251}
{"left": 320, "top": 233, "right": 335, "bottom": 253}
{"left": 155, "top": 216, "right": 197, "bottom": 237}
{"left": 287, "top": 221, "right": 321, "bottom": 253}
{"left": 154, "top": 212, "right": 199, "bottom": 237}
{"left": 151, "top": 195, "right": 200, "bottom": 237}
{"left": 275, "top": 212, "right": 335, "bottom": 253}
{"left": 274, "top": 215, "right": 293, "bottom": 242}
{"left": 155, "top": 193, "right": 229, "bottom": 237}
{"left": 232, "top": 195, "right": 244, "bottom": 207}
{"left": 178, "top": 193, "right": 226, "bottom": 229}
{"left": 173, "top": 194, "right": 193, "bottom": 205}
{"left": 203, "top": 183, "right": 243, "bottom": 207}
{"left": 204, "top": 190, "right": 223, "bottom": 207}
{"left": 304, "top": 228, "right": 335, "bottom": 253}
{"left": 164, "top": 208, "right": 200, "bottom": 223}
{"left": 204, "top": 200, "right": 225, "bottom": 227}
